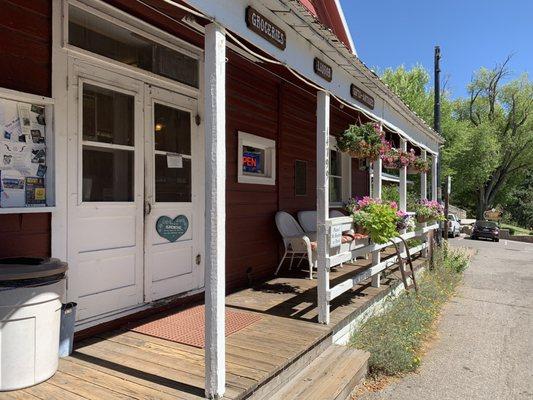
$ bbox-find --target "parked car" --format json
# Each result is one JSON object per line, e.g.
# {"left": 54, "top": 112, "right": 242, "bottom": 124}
{"left": 471, "top": 220, "right": 500, "bottom": 242}
{"left": 447, "top": 214, "right": 461, "bottom": 237}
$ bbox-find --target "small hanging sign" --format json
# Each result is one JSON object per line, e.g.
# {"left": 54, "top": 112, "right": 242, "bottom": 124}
{"left": 313, "top": 58, "right": 333, "bottom": 82}
{"left": 245, "top": 6, "right": 286, "bottom": 50}
{"left": 156, "top": 215, "right": 189, "bottom": 242}
{"left": 350, "top": 84, "right": 375, "bottom": 110}
{"left": 330, "top": 225, "right": 343, "bottom": 248}
{"left": 167, "top": 154, "right": 183, "bottom": 169}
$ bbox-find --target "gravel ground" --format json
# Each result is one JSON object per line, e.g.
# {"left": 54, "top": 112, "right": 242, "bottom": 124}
{"left": 357, "top": 236, "right": 533, "bottom": 400}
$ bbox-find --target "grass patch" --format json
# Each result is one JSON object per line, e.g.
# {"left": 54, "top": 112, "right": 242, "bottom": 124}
{"left": 500, "top": 223, "right": 532, "bottom": 236}
{"left": 350, "top": 245, "right": 471, "bottom": 377}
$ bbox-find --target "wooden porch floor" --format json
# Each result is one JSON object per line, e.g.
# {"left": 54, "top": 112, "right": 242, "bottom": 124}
{"left": 3, "top": 256, "right": 424, "bottom": 400}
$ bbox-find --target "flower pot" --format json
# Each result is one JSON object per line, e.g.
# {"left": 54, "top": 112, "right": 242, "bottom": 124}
{"left": 354, "top": 224, "right": 369, "bottom": 235}
{"left": 416, "top": 214, "right": 433, "bottom": 223}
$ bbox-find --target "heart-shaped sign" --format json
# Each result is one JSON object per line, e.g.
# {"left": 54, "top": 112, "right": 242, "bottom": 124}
{"left": 156, "top": 215, "right": 189, "bottom": 242}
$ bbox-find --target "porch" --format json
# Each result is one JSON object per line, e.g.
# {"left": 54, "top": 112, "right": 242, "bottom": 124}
{"left": 9, "top": 255, "right": 427, "bottom": 400}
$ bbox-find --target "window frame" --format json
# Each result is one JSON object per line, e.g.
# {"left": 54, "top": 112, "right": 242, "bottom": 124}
{"left": 237, "top": 131, "right": 276, "bottom": 186}
{"left": 63, "top": 0, "right": 202, "bottom": 98}
{"left": 329, "top": 136, "right": 351, "bottom": 206}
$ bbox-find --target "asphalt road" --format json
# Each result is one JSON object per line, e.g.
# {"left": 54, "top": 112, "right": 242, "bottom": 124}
{"left": 359, "top": 236, "right": 533, "bottom": 400}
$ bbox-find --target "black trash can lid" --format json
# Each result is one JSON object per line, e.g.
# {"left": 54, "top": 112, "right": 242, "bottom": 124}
{"left": 0, "top": 257, "right": 68, "bottom": 281}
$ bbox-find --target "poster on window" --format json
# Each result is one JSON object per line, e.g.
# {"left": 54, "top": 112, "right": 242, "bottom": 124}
{"left": 0, "top": 98, "right": 48, "bottom": 208}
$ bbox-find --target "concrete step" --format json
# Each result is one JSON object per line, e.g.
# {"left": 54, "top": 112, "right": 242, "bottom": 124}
{"left": 266, "top": 344, "right": 369, "bottom": 400}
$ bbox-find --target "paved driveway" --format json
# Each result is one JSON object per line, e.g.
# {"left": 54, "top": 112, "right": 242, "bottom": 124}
{"left": 359, "top": 236, "right": 533, "bottom": 400}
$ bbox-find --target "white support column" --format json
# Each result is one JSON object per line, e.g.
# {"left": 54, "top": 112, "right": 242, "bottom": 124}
{"left": 420, "top": 150, "right": 427, "bottom": 200}
{"left": 317, "top": 91, "right": 331, "bottom": 325}
{"left": 399, "top": 139, "right": 407, "bottom": 212}
{"left": 399, "top": 139, "right": 408, "bottom": 253}
{"left": 420, "top": 150, "right": 428, "bottom": 257}
{"left": 204, "top": 23, "right": 226, "bottom": 400}
{"left": 431, "top": 155, "right": 438, "bottom": 201}
{"left": 371, "top": 154, "right": 382, "bottom": 287}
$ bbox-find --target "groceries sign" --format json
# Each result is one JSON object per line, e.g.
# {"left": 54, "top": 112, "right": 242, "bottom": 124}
{"left": 245, "top": 6, "right": 286, "bottom": 50}
{"left": 350, "top": 84, "right": 375, "bottom": 110}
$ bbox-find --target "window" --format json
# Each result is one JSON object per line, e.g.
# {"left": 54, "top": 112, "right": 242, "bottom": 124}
{"left": 82, "top": 83, "right": 134, "bottom": 202}
{"left": 153, "top": 103, "right": 192, "bottom": 202}
{"left": 295, "top": 160, "right": 307, "bottom": 196}
{"left": 237, "top": 132, "right": 276, "bottom": 185}
{"left": 329, "top": 148, "right": 342, "bottom": 204}
{"left": 69, "top": 5, "right": 199, "bottom": 88}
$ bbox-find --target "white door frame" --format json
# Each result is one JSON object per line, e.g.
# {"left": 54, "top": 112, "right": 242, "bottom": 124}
{"left": 52, "top": 0, "right": 205, "bottom": 327}
{"left": 143, "top": 85, "right": 205, "bottom": 303}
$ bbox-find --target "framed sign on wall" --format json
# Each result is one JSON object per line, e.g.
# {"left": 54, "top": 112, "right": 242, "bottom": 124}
{"left": 0, "top": 88, "right": 55, "bottom": 213}
{"left": 237, "top": 131, "right": 276, "bottom": 185}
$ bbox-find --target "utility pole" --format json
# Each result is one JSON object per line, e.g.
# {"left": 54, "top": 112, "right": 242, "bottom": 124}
{"left": 434, "top": 45, "right": 443, "bottom": 243}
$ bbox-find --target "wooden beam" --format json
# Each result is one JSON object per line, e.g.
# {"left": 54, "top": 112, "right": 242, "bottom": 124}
{"left": 317, "top": 90, "right": 331, "bottom": 325}
{"left": 204, "top": 23, "right": 226, "bottom": 400}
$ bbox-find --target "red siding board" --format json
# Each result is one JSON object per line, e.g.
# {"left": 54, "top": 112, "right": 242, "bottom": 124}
{"left": 0, "top": 0, "right": 52, "bottom": 259}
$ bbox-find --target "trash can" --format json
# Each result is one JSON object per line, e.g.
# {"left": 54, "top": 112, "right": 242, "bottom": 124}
{"left": 0, "top": 257, "right": 68, "bottom": 391}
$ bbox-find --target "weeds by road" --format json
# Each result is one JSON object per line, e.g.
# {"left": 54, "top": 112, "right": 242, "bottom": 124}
{"left": 351, "top": 245, "right": 471, "bottom": 378}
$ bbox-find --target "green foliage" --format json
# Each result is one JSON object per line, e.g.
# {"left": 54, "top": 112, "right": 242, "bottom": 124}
{"left": 362, "top": 203, "right": 399, "bottom": 244}
{"left": 336, "top": 122, "right": 383, "bottom": 160}
{"left": 381, "top": 62, "right": 533, "bottom": 220}
{"left": 350, "top": 246, "right": 471, "bottom": 377}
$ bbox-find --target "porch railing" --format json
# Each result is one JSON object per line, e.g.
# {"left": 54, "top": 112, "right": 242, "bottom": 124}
{"left": 318, "top": 215, "right": 438, "bottom": 321}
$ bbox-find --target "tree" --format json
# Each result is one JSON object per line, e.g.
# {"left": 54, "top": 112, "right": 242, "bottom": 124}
{"left": 461, "top": 59, "right": 533, "bottom": 218}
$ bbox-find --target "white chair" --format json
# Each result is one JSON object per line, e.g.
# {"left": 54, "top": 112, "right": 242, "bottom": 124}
{"left": 297, "top": 209, "right": 345, "bottom": 234}
{"left": 274, "top": 211, "right": 316, "bottom": 279}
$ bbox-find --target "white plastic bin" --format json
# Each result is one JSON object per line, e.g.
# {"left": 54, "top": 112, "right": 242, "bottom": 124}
{"left": 0, "top": 258, "right": 67, "bottom": 391}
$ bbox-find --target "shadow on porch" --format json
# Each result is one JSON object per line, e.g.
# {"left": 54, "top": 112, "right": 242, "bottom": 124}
{"left": 11, "top": 254, "right": 424, "bottom": 400}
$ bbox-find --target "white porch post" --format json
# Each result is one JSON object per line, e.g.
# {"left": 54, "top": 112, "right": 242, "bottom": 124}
{"left": 204, "top": 23, "right": 226, "bottom": 400}
{"left": 399, "top": 139, "right": 407, "bottom": 212}
{"left": 420, "top": 150, "right": 428, "bottom": 257}
{"left": 420, "top": 150, "right": 427, "bottom": 200}
{"left": 317, "top": 91, "right": 330, "bottom": 324}
{"left": 431, "top": 155, "right": 438, "bottom": 201}
{"left": 371, "top": 149, "right": 382, "bottom": 287}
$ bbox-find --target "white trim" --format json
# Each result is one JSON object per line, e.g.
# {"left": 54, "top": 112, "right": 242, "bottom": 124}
{"left": 316, "top": 91, "right": 330, "bottom": 325}
{"left": 237, "top": 131, "right": 276, "bottom": 186}
{"left": 0, "top": 88, "right": 54, "bottom": 105}
{"left": 204, "top": 23, "right": 226, "bottom": 399}
{"left": 63, "top": 0, "right": 202, "bottom": 99}
{"left": 333, "top": 0, "right": 357, "bottom": 56}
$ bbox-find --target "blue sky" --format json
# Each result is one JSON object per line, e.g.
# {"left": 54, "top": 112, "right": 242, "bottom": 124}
{"left": 340, "top": 0, "right": 533, "bottom": 98}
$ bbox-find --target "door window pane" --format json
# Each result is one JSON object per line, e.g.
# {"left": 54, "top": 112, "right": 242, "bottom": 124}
{"left": 83, "top": 84, "right": 134, "bottom": 146}
{"left": 154, "top": 103, "right": 191, "bottom": 155}
{"left": 83, "top": 147, "right": 133, "bottom": 201}
{"left": 155, "top": 155, "right": 191, "bottom": 202}
{"left": 69, "top": 5, "right": 199, "bottom": 88}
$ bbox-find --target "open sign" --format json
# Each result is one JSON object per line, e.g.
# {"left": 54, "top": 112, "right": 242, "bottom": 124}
{"left": 242, "top": 146, "right": 264, "bottom": 175}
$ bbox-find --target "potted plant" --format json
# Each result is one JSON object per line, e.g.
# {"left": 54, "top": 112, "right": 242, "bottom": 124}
{"left": 345, "top": 196, "right": 399, "bottom": 244}
{"left": 381, "top": 148, "right": 416, "bottom": 169}
{"left": 336, "top": 123, "right": 384, "bottom": 161}
{"left": 414, "top": 199, "right": 445, "bottom": 223}
{"left": 408, "top": 156, "right": 431, "bottom": 174}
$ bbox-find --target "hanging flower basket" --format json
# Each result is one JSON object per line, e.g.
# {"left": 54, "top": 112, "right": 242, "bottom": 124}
{"left": 414, "top": 200, "right": 445, "bottom": 224}
{"left": 408, "top": 157, "right": 431, "bottom": 174}
{"left": 381, "top": 148, "right": 416, "bottom": 170}
{"left": 336, "top": 123, "right": 384, "bottom": 161}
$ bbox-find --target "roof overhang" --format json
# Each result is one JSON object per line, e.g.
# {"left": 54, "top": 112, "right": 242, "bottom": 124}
{"left": 182, "top": 0, "right": 443, "bottom": 153}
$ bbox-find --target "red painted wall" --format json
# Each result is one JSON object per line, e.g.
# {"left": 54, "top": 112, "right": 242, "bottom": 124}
{"left": 0, "top": 0, "right": 52, "bottom": 258}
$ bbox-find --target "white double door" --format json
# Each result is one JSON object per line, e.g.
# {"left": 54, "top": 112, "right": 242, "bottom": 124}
{"left": 67, "top": 63, "right": 204, "bottom": 322}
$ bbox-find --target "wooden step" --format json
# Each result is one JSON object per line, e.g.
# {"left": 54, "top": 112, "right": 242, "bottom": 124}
{"left": 266, "top": 345, "right": 369, "bottom": 400}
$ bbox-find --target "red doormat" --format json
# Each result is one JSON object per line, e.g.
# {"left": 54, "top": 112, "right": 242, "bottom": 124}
{"left": 131, "top": 305, "right": 261, "bottom": 348}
